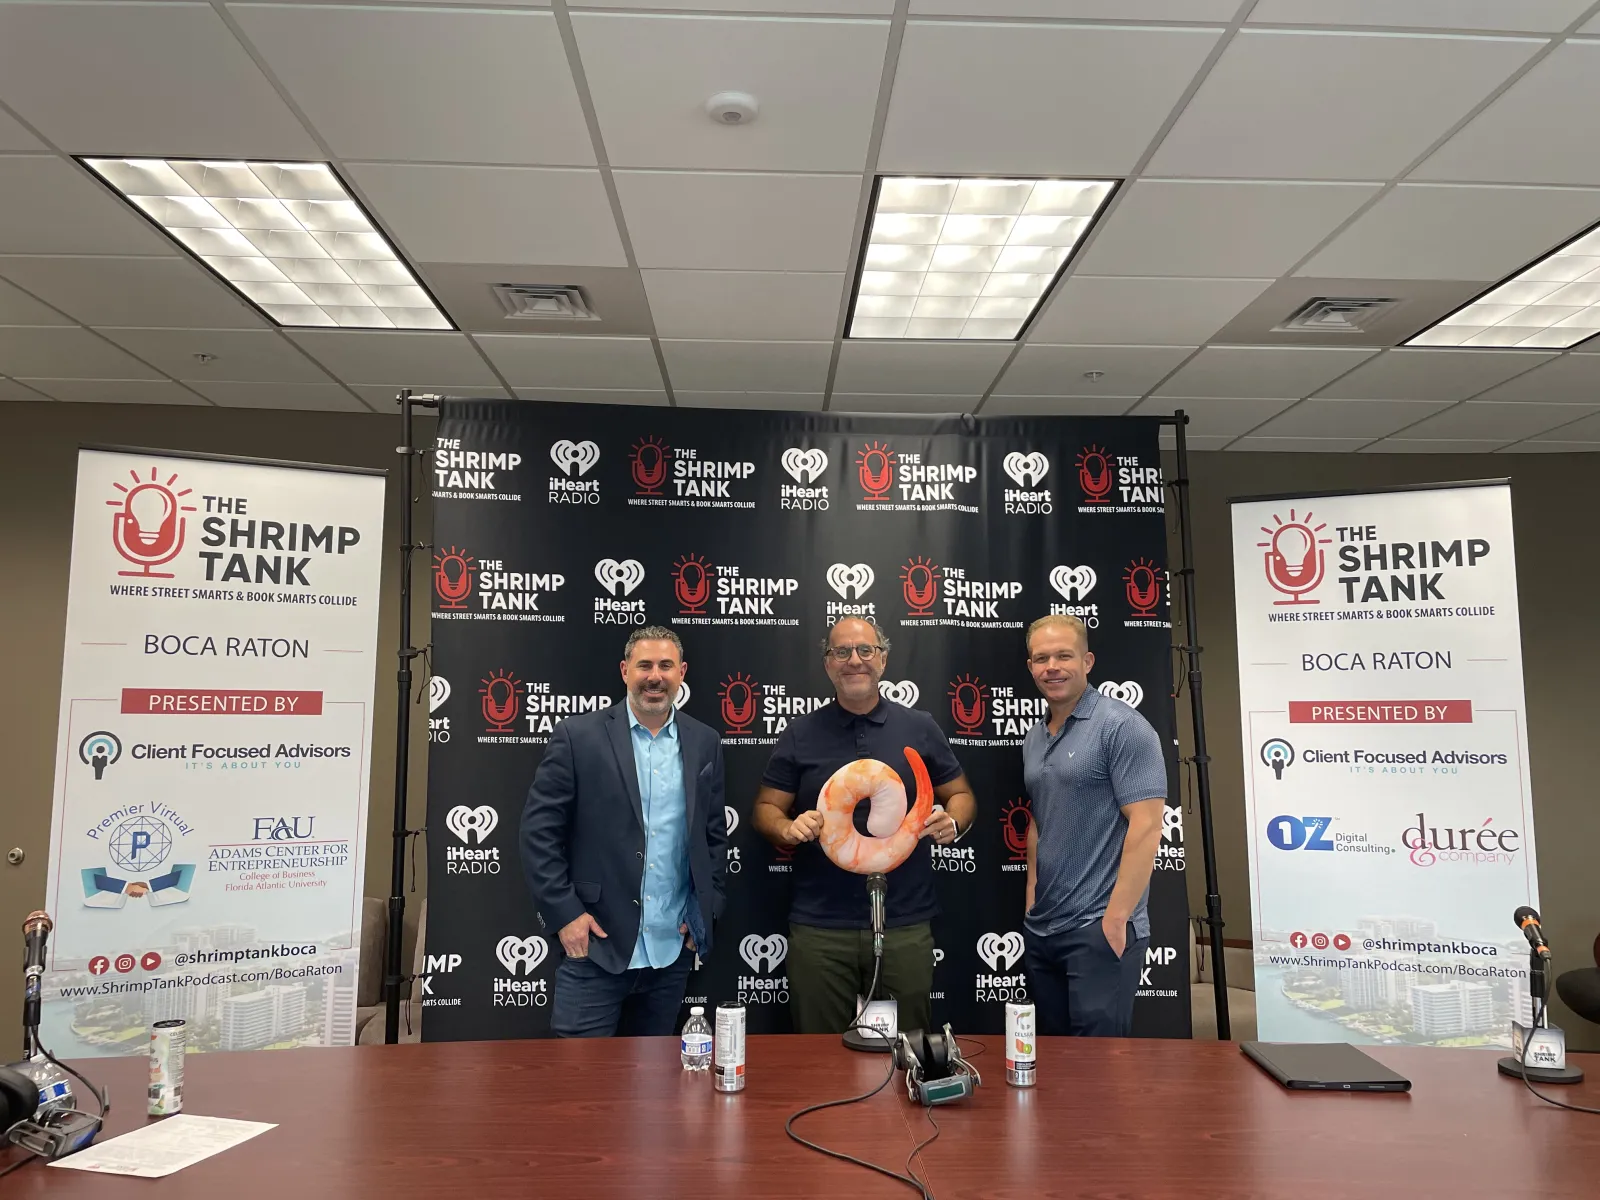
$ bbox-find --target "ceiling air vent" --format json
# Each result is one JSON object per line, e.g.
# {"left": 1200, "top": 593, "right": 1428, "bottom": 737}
{"left": 493, "top": 284, "right": 600, "bottom": 321}
{"left": 1274, "top": 296, "right": 1396, "bottom": 334}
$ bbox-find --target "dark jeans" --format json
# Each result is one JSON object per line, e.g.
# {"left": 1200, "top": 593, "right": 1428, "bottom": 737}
{"left": 787, "top": 921, "right": 935, "bottom": 1035}
{"left": 1024, "top": 920, "right": 1147, "bottom": 1037}
{"left": 551, "top": 945, "right": 695, "bottom": 1038}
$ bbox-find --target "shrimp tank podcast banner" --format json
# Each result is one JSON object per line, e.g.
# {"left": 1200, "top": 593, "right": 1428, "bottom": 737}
{"left": 1232, "top": 482, "right": 1541, "bottom": 1047}
{"left": 42, "top": 448, "right": 385, "bottom": 1057}
{"left": 423, "top": 400, "right": 1189, "bottom": 1040}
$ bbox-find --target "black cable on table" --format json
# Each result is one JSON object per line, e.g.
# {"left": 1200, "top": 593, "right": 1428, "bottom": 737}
{"left": 1519, "top": 994, "right": 1600, "bottom": 1117}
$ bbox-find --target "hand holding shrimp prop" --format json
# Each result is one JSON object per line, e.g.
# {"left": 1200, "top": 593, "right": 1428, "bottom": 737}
{"left": 817, "top": 747, "right": 935, "bottom": 874}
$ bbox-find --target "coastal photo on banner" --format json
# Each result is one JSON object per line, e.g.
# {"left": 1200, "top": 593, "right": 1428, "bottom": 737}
{"left": 1232, "top": 481, "right": 1540, "bottom": 1047}
{"left": 42, "top": 448, "right": 386, "bottom": 1056}
{"left": 423, "top": 399, "right": 1190, "bottom": 1040}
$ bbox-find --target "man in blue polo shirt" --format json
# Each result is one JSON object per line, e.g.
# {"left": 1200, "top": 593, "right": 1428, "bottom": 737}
{"left": 754, "top": 616, "right": 976, "bottom": 1035}
{"left": 1022, "top": 614, "right": 1166, "bottom": 1037}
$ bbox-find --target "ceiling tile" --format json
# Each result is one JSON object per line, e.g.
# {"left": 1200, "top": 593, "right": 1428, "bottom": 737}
{"left": 1498, "top": 440, "right": 1600, "bottom": 451}
{"left": 1360, "top": 438, "right": 1511, "bottom": 452}
{"left": 913, "top": 0, "right": 1239, "bottom": 14}
{"left": 882, "top": 23, "right": 1220, "bottom": 175}
{"left": 512, "top": 388, "right": 668, "bottom": 406}
{"left": 573, "top": 14, "right": 888, "bottom": 172}
{"left": 476, "top": 334, "right": 665, "bottom": 389}
{"left": 346, "top": 165, "right": 624, "bottom": 267}
{"left": 1228, "top": 436, "right": 1372, "bottom": 452}
{"left": 288, "top": 331, "right": 500, "bottom": 386}
{"left": 230, "top": 6, "right": 594, "bottom": 165}
{"left": 642, "top": 271, "right": 844, "bottom": 341}
{"left": 1476, "top": 354, "right": 1600, "bottom": 401}
{"left": 1299, "top": 185, "right": 1600, "bottom": 281}
{"left": 615, "top": 171, "right": 860, "bottom": 270}
{"left": 1154, "top": 346, "right": 1378, "bottom": 397}
{"left": 1076, "top": 181, "right": 1378, "bottom": 277}
{"left": 1413, "top": 42, "right": 1600, "bottom": 184}
{"left": 0, "top": 379, "right": 50, "bottom": 402}
{"left": 1208, "top": 276, "right": 1485, "bottom": 347}
{"left": 1158, "top": 430, "right": 1235, "bottom": 451}
{"left": 1248, "top": 398, "right": 1453, "bottom": 438}
{"left": 0, "top": 257, "right": 262, "bottom": 329}
{"left": 418, "top": 264, "right": 653, "bottom": 336}
{"left": 1317, "top": 348, "right": 1553, "bottom": 400}
{"left": 1249, "top": 0, "right": 1593, "bottom": 32}
{"left": 996, "top": 344, "right": 1193, "bottom": 396}
{"left": 677, "top": 392, "right": 824, "bottom": 411}
{"left": 1395, "top": 400, "right": 1599, "bottom": 439}
{"left": 838, "top": 393, "right": 994, "bottom": 412}
{"left": 1146, "top": 31, "right": 1543, "bottom": 180}
{"left": 0, "top": 4, "right": 317, "bottom": 157}
{"left": 188, "top": 380, "right": 368, "bottom": 412}
{"left": 982, "top": 396, "right": 1139, "bottom": 416}
{"left": 1028, "top": 277, "right": 1273, "bottom": 346}
{"left": 97, "top": 328, "right": 332, "bottom": 384}
{"left": 0, "top": 327, "right": 163, "bottom": 379}
{"left": 19, "top": 378, "right": 208, "bottom": 406}
{"left": 0, "top": 106, "right": 45, "bottom": 152}
{"left": 1527, "top": 409, "right": 1600, "bottom": 439}
{"left": 351, "top": 383, "right": 510, "bottom": 408}
{"left": 0, "top": 277, "right": 71, "bottom": 326}
{"left": 1128, "top": 396, "right": 1296, "bottom": 436}
{"left": 574, "top": 0, "right": 890, "bottom": 8}
{"left": 834, "top": 340, "right": 1011, "bottom": 395}
{"left": 0, "top": 157, "right": 176, "bottom": 255}
{"left": 661, "top": 339, "right": 831, "bottom": 391}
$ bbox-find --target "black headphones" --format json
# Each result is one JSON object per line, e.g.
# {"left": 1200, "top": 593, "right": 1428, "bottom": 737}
{"left": 895, "top": 1028, "right": 953, "bottom": 1077}
{"left": 0, "top": 1063, "right": 36, "bottom": 1133}
{"left": 894, "top": 1024, "right": 980, "bottom": 1106}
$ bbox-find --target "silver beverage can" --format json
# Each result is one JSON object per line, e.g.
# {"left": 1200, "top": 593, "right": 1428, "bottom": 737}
{"left": 713, "top": 1004, "right": 746, "bottom": 1093}
{"left": 1005, "top": 1002, "right": 1036, "bottom": 1087}
{"left": 148, "top": 1019, "right": 186, "bottom": 1115}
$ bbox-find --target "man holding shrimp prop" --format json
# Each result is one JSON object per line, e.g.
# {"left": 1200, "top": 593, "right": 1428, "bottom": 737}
{"left": 753, "top": 616, "right": 976, "bottom": 1037}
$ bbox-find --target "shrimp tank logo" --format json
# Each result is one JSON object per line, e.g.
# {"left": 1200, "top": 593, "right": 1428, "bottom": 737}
{"left": 673, "top": 554, "right": 714, "bottom": 615}
{"left": 433, "top": 546, "right": 476, "bottom": 610}
{"left": 738, "top": 934, "right": 788, "bottom": 1005}
{"left": 976, "top": 932, "right": 1028, "bottom": 1002}
{"left": 480, "top": 669, "right": 522, "bottom": 734}
{"left": 548, "top": 438, "right": 601, "bottom": 505}
{"left": 1259, "top": 509, "right": 1330, "bottom": 605}
{"left": 1076, "top": 445, "right": 1113, "bottom": 504}
{"left": 1260, "top": 738, "right": 1295, "bottom": 780}
{"left": 494, "top": 935, "right": 549, "bottom": 1007}
{"left": 83, "top": 807, "right": 194, "bottom": 910}
{"left": 817, "top": 748, "right": 932, "bottom": 876}
{"left": 630, "top": 435, "right": 670, "bottom": 496}
{"left": 1123, "top": 558, "right": 1168, "bottom": 626}
{"left": 780, "top": 447, "right": 830, "bottom": 510}
{"left": 108, "top": 465, "right": 196, "bottom": 578}
{"left": 1000, "top": 798, "right": 1031, "bottom": 872}
{"left": 948, "top": 675, "right": 989, "bottom": 735}
{"left": 79, "top": 731, "right": 122, "bottom": 781}
{"left": 719, "top": 673, "right": 761, "bottom": 735}
{"left": 857, "top": 441, "right": 896, "bottom": 501}
{"left": 901, "top": 557, "right": 941, "bottom": 616}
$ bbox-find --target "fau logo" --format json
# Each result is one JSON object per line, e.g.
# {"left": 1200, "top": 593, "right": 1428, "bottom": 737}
{"left": 479, "top": 669, "right": 521, "bottom": 734}
{"left": 857, "top": 441, "right": 896, "bottom": 501}
{"left": 630, "top": 436, "right": 670, "bottom": 496}
{"left": 1076, "top": 445, "right": 1114, "bottom": 503}
{"left": 1258, "top": 509, "right": 1330, "bottom": 606}
{"left": 948, "top": 674, "right": 989, "bottom": 735}
{"left": 900, "top": 556, "right": 941, "bottom": 616}
{"left": 433, "top": 546, "right": 477, "bottom": 610}
{"left": 672, "top": 553, "right": 714, "bottom": 615}
{"left": 1124, "top": 559, "right": 1164, "bottom": 617}
{"left": 108, "top": 466, "right": 196, "bottom": 579}
{"left": 718, "top": 673, "right": 760, "bottom": 735}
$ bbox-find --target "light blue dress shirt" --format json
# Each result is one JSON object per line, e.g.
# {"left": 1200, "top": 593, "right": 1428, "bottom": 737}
{"left": 626, "top": 703, "right": 691, "bottom": 970}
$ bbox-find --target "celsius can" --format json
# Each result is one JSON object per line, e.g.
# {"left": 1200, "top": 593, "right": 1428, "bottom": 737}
{"left": 713, "top": 1004, "right": 746, "bottom": 1093}
{"left": 148, "top": 1019, "right": 186, "bottom": 1115}
{"left": 1005, "top": 1003, "right": 1036, "bottom": 1087}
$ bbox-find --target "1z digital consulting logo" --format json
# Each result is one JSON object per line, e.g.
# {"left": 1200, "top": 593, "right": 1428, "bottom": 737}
{"left": 976, "top": 932, "right": 1028, "bottom": 1001}
{"left": 444, "top": 805, "right": 500, "bottom": 875}
{"left": 594, "top": 557, "right": 646, "bottom": 625}
{"left": 494, "top": 936, "right": 548, "bottom": 1006}
{"left": 738, "top": 934, "right": 788, "bottom": 1005}
{"left": 108, "top": 465, "right": 196, "bottom": 579}
{"left": 549, "top": 439, "right": 601, "bottom": 505}
{"left": 780, "top": 447, "right": 829, "bottom": 510}
{"left": 1002, "top": 451, "right": 1052, "bottom": 514}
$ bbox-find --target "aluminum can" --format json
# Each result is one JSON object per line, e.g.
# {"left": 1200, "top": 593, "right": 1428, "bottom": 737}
{"left": 713, "top": 1003, "right": 746, "bottom": 1093}
{"left": 148, "top": 1019, "right": 186, "bottom": 1115}
{"left": 1005, "top": 1002, "right": 1036, "bottom": 1087}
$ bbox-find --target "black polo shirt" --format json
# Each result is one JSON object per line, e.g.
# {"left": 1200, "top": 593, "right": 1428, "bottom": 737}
{"left": 761, "top": 698, "right": 963, "bottom": 929}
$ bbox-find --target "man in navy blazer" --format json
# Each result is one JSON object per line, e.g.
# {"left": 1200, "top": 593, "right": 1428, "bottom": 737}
{"left": 521, "top": 625, "right": 727, "bottom": 1037}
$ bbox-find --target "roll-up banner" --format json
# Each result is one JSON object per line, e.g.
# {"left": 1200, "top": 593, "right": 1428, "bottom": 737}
{"left": 41, "top": 448, "right": 386, "bottom": 1056}
{"left": 423, "top": 400, "right": 1191, "bottom": 1040}
{"left": 1232, "top": 481, "right": 1541, "bottom": 1047}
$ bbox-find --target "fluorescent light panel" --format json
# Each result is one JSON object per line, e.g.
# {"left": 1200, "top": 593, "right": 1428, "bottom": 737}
{"left": 1406, "top": 223, "right": 1600, "bottom": 349}
{"left": 80, "top": 158, "right": 451, "bottom": 330}
{"left": 848, "top": 176, "right": 1116, "bottom": 341}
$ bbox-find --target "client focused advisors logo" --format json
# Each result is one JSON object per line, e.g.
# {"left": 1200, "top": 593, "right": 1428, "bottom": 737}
{"left": 431, "top": 438, "right": 523, "bottom": 500}
{"left": 1002, "top": 451, "right": 1052, "bottom": 514}
{"left": 718, "top": 673, "right": 762, "bottom": 738}
{"left": 1096, "top": 681, "right": 1144, "bottom": 708}
{"left": 857, "top": 441, "right": 978, "bottom": 513}
{"left": 108, "top": 465, "right": 195, "bottom": 578}
{"left": 1261, "top": 738, "right": 1295, "bottom": 780}
{"left": 780, "top": 447, "right": 830, "bottom": 510}
{"left": 433, "top": 546, "right": 476, "bottom": 611}
{"left": 1076, "top": 445, "right": 1163, "bottom": 514}
{"left": 593, "top": 558, "right": 646, "bottom": 626}
{"left": 1049, "top": 564, "right": 1100, "bottom": 627}
{"left": 428, "top": 676, "right": 451, "bottom": 745}
{"left": 878, "top": 680, "right": 919, "bottom": 707}
{"left": 80, "top": 731, "right": 122, "bottom": 781}
{"left": 825, "top": 562, "right": 875, "bottom": 619}
{"left": 548, "top": 439, "right": 601, "bottom": 505}
{"left": 738, "top": 934, "right": 789, "bottom": 1005}
{"left": 1123, "top": 559, "right": 1169, "bottom": 627}
{"left": 672, "top": 554, "right": 799, "bottom": 626}
{"left": 1000, "top": 798, "right": 1031, "bottom": 872}
{"left": 445, "top": 806, "right": 501, "bottom": 875}
{"left": 493, "top": 935, "right": 549, "bottom": 1007}
{"left": 1259, "top": 509, "right": 1331, "bottom": 606}
{"left": 976, "top": 931, "right": 1028, "bottom": 1002}
{"left": 1157, "top": 804, "right": 1185, "bottom": 872}
{"left": 630, "top": 434, "right": 756, "bottom": 510}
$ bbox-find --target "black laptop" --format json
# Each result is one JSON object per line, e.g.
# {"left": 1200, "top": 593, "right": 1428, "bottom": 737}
{"left": 1242, "top": 1041, "right": 1412, "bottom": 1092}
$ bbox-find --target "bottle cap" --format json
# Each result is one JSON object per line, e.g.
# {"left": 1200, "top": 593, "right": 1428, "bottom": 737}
{"left": 690, "top": 1006, "right": 705, "bottom": 1015}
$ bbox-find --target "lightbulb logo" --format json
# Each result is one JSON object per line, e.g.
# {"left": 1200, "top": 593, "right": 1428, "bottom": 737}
{"left": 1123, "top": 558, "right": 1164, "bottom": 617}
{"left": 1260, "top": 738, "right": 1295, "bottom": 781}
{"left": 1258, "top": 509, "right": 1330, "bottom": 606}
{"left": 107, "top": 466, "right": 195, "bottom": 578}
{"left": 1075, "top": 445, "right": 1113, "bottom": 504}
{"left": 900, "top": 556, "right": 941, "bottom": 616}
{"left": 479, "top": 669, "right": 522, "bottom": 734}
{"left": 856, "top": 441, "right": 896, "bottom": 501}
{"left": 672, "top": 553, "right": 714, "bottom": 615}
{"left": 629, "top": 436, "right": 670, "bottom": 496}
{"left": 79, "top": 731, "right": 122, "bottom": 781}
{"left": 1000, "top": 798, "right": 1031, "bottom": 863}
{"left": 948, "top": 674, "right": 989, "bottom": 736}
{"left": 433, "top": 546, "right": 477, "bottom": 610}
{"left": 718, "top": 673, "right": 760, "bottom": 735}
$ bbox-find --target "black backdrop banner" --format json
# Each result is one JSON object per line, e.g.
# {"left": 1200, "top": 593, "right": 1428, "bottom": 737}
{"left": 421, "top": 400, "right": 1190, "bottom": 1040}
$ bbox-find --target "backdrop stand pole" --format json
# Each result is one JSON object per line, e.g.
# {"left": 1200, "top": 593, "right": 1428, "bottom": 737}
{"left": 1167, "top": 411, "right": 1231, "bottom": 1038}
{"left": 384, "top": 388, "right": 439, "bottom": 1045}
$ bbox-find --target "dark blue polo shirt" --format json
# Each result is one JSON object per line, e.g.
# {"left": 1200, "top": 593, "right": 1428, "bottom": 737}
{"left": 761, "top": 698, "right": 963, "bottom": 929}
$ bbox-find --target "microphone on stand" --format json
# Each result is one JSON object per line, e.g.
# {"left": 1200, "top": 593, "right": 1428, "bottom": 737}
{"left": 843, "top": 874, "right": 895, "bottom": 1054}
{"left": 1515, "top": 906, "right": 1551, "bottom": 958}
{"left": 867, "top": 873, "right": 886, "bottom": 961}
{"left": 1498, "top": 905, "right": 1585, "bottom": 1086}
{"left": 22, "top": 911, "right": 51, "bottom": 1033}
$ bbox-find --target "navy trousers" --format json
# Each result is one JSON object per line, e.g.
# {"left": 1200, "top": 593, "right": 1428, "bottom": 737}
{"left": 1024, "top": 920, "right": 1148, "bottom": 1037}
{"left": 551, "top": 945, "right": 695, "bottom": 1038}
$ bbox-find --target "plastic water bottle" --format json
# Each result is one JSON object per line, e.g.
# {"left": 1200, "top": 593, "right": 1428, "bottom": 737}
{"left": 681, "top": 1006, "right": 712, "bottom": 1071}
{"left": 16, "top": 1054, "right": 73, "bottom": 1117}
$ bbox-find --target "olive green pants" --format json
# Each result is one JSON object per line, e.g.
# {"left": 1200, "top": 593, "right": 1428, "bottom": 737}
{"left": 787, "top": 921, "right": 935, "bottom": 1035}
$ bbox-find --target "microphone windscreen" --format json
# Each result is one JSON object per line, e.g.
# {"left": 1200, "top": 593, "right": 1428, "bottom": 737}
{"left": 1555, "top": 968, "right": 1600, "bottom": 1025}
{"left": 22, "top": 910, "right": 51, "bottom": 934}
{"left": 867, "top": 872, "right": 886, "bottom": 896}
{"left": 1513, "top": 905, "right": 1540, "bottom": 928}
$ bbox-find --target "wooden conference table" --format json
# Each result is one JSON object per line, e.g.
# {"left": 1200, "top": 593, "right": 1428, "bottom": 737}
{"left": 8, "top": 1036, "right": 1600, "bottom": 1197}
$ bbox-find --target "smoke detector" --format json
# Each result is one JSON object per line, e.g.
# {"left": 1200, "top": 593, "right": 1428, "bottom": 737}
{"left": 706, "top": 91, "right": 759, "bottom": 126}
{"left": 1274, "top": 296, "right": 1396, "bottom": 334}
{"left": 492, "top": 284, "right": 599, "bottom": 322}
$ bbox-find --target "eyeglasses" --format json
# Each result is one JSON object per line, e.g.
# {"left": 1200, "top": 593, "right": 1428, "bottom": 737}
{"left": 826, "top": 644, "right": 885, "bottom": 662}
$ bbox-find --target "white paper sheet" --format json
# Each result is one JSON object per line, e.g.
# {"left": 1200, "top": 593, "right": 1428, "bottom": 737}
{"left": 48, "top": 1115, "right": 276, "bottom": 1178}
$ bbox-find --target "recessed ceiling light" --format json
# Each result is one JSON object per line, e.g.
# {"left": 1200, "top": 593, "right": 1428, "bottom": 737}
{"left": 1405, "top": 222, "right": 1600, "bottom": 349}
{"left": 846, "top": 176, "right": 1117, "bottom": 341}
{"left": 79, "top": 157, "right": 452, "bottom": 331}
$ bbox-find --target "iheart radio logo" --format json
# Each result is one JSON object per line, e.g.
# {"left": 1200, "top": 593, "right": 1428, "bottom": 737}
{"left": 826, "top": 563, "right": 874, "bottom": 600}
{"left": 594, "top": 558, "right": 645, "bottom": 597}
{"left": 781, "top": 447, "right": 828, "bottom": 485}
{"left": 1076, "top": 445, "right": 1113, "bottom": 503}
{"left": 433, "top": 546, "right": 477, "bottom": 610}
{"left": 1097, "top": 680, "right": 1144, "bottom": 708}
{"left": 948, "top": 674, "right": 989, "bottom": 735}
{"left": 445, "top": 805, "right": 498, "bottom": 844}
{"left": 1258, "top": 508, "right": 1330, "bottom": 606}
{"left": 107, "top": 465, "right": 196, "bottom": 578}
{"left": 630, "top": 436, "right": 670, "bottom": 496}
{"left": 1002, "top": 451, "right": 1049, "bottom": 489}
{"left": 718, "top": 673, "right": 760, "bottom": 735}
{"left": 1124, "top": 558, "right": 1164, "bottom": 617}
{"left": 496, "top": 935, "right": 547, "bottom": 975}
{"left": 977, "top": 931, "right": 1024, "bottom": 972}
{"left": 724, "top": 805, "right": 739, "bottom": 837}
{"left": 878, "top": 680, "right": 919, "bottom": 708}
{"left": 480, "top": 669, "right": 521, "bottom": 733}
{"left": 550, "top": 439, "right": 600, "bottom": 477}
{"left": 901, "top": 556, "right": 941, "bottom": 615}
{"left": 856, "top": 441, "right": 896, "bottom": 501}
{"left": 739, "top": 934, "right": 787, "bottom": 973}
{"left": 1049, "top": 564, "right": 1097, "bottom": 602}
{"left": 672, "top": 554, "right": 713, "bottom": 615}
{"left": 428, "top": 676, "right": 451, "bottom": 713}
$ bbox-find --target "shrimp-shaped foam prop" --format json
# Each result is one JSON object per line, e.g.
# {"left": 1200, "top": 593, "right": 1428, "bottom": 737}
{"left": 816, "top": 747, "right": 934, "bottom": 875}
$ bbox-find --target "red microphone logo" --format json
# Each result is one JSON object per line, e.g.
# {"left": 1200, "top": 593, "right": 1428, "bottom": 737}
{"left": 1259, "top": 509, "right": 1330, "bottom": 606}
{"left": 1076, "top": 445, "right": 1113, "bottom": 503}
{"left": 107, "top": 467, "right": 195, "bottom": 578}
{"left": 948, "top": 674, "right": 989, "bottom": 735}
{"left": 1000, "top": 798, "right": 1031, "bottom": 863}
{"left": 900, "top": 556, "right": 941, "bottom": 616}
{"left": 856, "top": 441, "right": 896, "bottom": 501}
{"left": 718, "top": 673, "right": 760, "bottom": 735}
{"left": 672, "top": 553, "right": 714, "bottom": 615}
{"left": 1124, "top": 558, "right": 1163, "bottom": 617}
{"left": 630, "top": 436, "right": 670, "bottom": 496}
{"left": 479, "top": 669, "right": 521, "bottom": 733}
{"left": 433, "top": 546, "right": 477, "bottom": 610}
